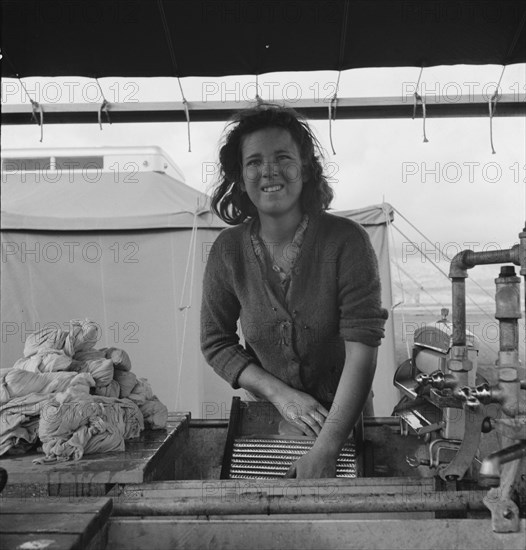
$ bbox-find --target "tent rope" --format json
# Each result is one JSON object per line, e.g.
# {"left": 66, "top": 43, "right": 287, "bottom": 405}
{"left": 328, "top": 71, "right": 341, "bottom": 155}
{"left": 18, "top": 77, "right": 44, "bottom": 142}
{"left": 389, "top": 209, "right": 518, "bottom": 359}
{"left": 391, "top": 205, "right": 494, "bottom": 301}
{"left": 175, "top": 205, "right": 200, "bottom": 410}
{"left": 488, "top": 65, "right": 506, "bottom": 154}
{"left": 391, "top": 222, "right": 497, "bottom": 324}
{"left": 3, "top": 53, "right": 44, "bottom": 142}
{"left": 157, "top": 0, "right": 192, "bottom": 152}
{"left": 412, "top": 67, "right": 429, "bottom": 143}
{"left": 254, "top": 73, "right": 264, "bottom": 104}
{"left": 385, "top": 205, "right": 412, "bottom": 359}
{"left": 95, "top": 79, "right": 112, "bottom": 130}
{"left": 392, "top": 260, "right": 446, "bottom": 308}
{"left": 178, "top": 80, "right": 192, "bottom": 153}
{"left": 328, "top": 0, "right": 350, "bottom": 155}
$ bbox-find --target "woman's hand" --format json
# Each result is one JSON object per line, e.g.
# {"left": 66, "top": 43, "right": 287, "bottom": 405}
{"left": 272, "top": 387, "right": 329, "bottom": 437}
{"left": 284, "top": 342, "right": 378, "bottom": 479}
{"left": 236, "top": 363, "right": 328, "bottom": 436}
{"left": 285, "top": 446, "right": 338, "bottom": 478}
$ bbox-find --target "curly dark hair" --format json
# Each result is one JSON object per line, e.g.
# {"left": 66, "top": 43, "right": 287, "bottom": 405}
{"left": 210, "top": 103, "right": 334, "bottom": 225}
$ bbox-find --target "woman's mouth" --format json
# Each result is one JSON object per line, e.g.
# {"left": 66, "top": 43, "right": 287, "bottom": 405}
{"left": 261, "top": 185, "right": 284, "bottom": 193}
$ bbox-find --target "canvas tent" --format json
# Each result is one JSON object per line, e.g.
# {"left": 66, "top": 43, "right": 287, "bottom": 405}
{"left": 3, "top": 1, "right": 524, "bottom": 78}
{"left": 3, "top": 0, "right": 525, "bottom": 126}
{"left": 1, "top": 147, "right": 397, "bottom": 416}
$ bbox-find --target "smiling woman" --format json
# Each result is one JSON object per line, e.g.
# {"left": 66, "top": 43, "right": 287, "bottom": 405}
{"left": 211, "top": 104, "right": 333, "bottom": 224}
{"left": 200, "top": 103, "right": 389, "bottom": 478}
{"left": 241, "top": 128, "right": 304, "bottom": 220}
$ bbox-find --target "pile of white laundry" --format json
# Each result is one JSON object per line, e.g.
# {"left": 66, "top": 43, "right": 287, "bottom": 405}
{"left": 0, "top": 319, "right": 168, "bottom": 463}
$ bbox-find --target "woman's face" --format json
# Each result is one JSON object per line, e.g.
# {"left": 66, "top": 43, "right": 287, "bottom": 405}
{"left": 240, "top": 127, "right": 304, "bottom": 220}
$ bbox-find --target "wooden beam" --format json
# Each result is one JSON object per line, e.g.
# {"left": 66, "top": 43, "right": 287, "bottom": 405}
{"left": 111, "top": 490, "right": 488, "bottom": 516}
{"left": 2, "top": 95, "right": 523, "bottom": 124}
{"left": 0, "top": 497, "right": 112, "bottom": 550}
{"left": 110, "top": 476, "right": 435, "bottom": 500}
{"left": 107, "top": 518, "right": 526, "bottom": 550}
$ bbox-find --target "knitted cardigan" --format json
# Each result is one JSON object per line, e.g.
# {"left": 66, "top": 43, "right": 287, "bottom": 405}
{"left": 200, "top": 212, "right": 389, "bottom": 404}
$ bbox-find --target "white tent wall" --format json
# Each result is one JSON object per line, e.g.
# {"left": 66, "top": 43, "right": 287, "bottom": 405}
{"left": 1, "top": 170, "right": 398, "bottom": 416}
{"left": 335, "top": 206, "right": 398, "bottom": 417}
{"left": 0, "top": 226, "right": 244, "bottom": 414}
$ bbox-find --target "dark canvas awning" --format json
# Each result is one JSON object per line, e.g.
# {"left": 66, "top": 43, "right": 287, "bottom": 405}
{"left": 2, "top": 0, "right": 525, "bottom": 79}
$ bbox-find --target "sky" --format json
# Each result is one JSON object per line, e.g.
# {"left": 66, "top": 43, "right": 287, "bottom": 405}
{"left": 2, "top": 63, "right": 525, "bottom": 259}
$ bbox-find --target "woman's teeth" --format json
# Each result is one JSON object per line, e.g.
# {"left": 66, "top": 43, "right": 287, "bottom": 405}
{"left": 262, "top": 185, "right": 283, "bottom": 193}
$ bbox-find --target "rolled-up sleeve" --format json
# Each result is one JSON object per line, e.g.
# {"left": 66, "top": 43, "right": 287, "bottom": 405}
{"left": 337, "top": 223, "right": 389, "bottom": 347}
{"left": 200, "top": 235, "right": 255, "bottom": 388}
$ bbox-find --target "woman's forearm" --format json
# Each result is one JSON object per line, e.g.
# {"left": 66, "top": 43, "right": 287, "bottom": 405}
{"left": 237, "top": 362, "right": 291, "bottom": 402}
{"left": 313, "top": 341, "right": 377, "bottom": 456}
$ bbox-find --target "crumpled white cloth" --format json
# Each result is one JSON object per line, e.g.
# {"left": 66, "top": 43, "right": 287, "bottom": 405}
{"left": 0, "top": 393, "right": 50, "bottom": 455}
{"left": 23, "top": 327, "right": 68, "bottom": 357}
{"left": 128, "top": 378, "right": 154, "bottom": 406}
{"left": 1, "top": 369, "right": 79, "bottom": 399}
{"left": 103, "top": 347, "right": 132, "bottom": 371}
{"left": 113, "top": 370, "right": 137, "bottom": 398}
{"left": 13, "top": 350, "right": 73, "bottom": 373}
{"left": 140, "top": 397, "right": 168, "bottom": 430}
{"left": 35, "top": 384, "right": 143, "bottom": 464}
{"left": 94, "top": 379, "right": 120, "bottom": 398}
{"left": 0, "top": 373, "right": 95, "bottom": 456}
{"left": 128, "top": 380, "right": 167, "bottom": 429}
{"left": 3, "top": 319, "right": 169, "bottom": 460}
{"left": 23, "top": 319, "right": 99, "bottom": 359}
{"left": 63, "top": 319, "right": 100, "bottom": 356}
{"left": 74, "top": 358, "right": 114, "bottom": 387}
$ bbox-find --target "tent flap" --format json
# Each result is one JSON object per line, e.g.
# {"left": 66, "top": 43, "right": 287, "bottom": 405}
{"left": 0, "top": 173, "right": 225, "bottom": 231}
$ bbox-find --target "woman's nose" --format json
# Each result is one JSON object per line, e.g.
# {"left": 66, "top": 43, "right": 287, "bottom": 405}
{"left": 261, "top": 161, "right": 277, "bottom": 177}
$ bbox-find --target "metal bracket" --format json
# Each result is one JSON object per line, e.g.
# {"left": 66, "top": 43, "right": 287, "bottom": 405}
{"left": 438, "top": 405, "right": 485, "bottom": 481}
{"left": 429, "top": 439, "right": 462, "bottom": 468}
{"left": 483, "top": 458, "right": 522, "bottom": 532}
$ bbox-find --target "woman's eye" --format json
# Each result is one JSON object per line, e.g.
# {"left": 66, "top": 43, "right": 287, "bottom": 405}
{"left": 245, "top": 159, "right": 260, "bottom": 167}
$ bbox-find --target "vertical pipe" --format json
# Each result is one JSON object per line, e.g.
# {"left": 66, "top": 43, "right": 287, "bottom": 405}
{"left": 451, "top": 279, "right": 466, "bottom": 347}
{"left": 519, "top": 225, "right": 526, "bottom": 317}
{"left": 495, "top": 266, "right": 521, "bottom": 372}
{"left": 449, "top": 245, "right": 520, "bottom": 353}
{"left": 499, "top": 321, "right": 519, "bottom": 352}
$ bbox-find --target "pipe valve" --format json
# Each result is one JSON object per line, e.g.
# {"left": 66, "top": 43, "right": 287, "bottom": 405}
{"left": 448, "top": 345, "right": 473, "bottom": 372}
